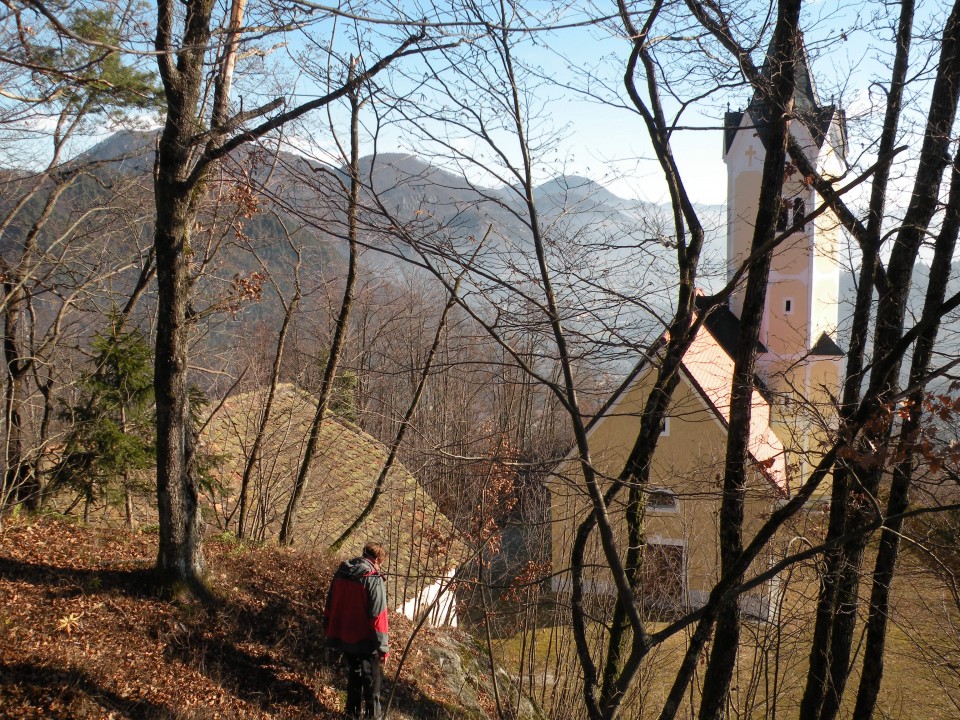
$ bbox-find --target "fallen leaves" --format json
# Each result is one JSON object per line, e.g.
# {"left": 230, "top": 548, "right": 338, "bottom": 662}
{"left": 0, "top": 517, "right": 343, "bottom": 719}
{"left": 0, "top": 516, "right": 477, "bottom": 720}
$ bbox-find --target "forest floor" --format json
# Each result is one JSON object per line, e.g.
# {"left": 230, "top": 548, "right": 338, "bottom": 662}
{"left": 0, "top": 515, "right": 495, "bottom": 719}
{"left": 3, "top": 513, "right": 957, "bottom": 719}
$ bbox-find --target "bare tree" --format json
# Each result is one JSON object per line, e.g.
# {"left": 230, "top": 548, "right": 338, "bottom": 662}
{"left": 234, "top": 214, "right": 303, "bottom": 540}
{"left": 374, "top": 1, "right": 960, "bottom": 718}
{"left": 279, "top": 64, "right": 365, "bottom": 546}
{"left": 697, "top": 5, "right": 801, "bottom": 718}
{"left": 95, "top": 0, "right": 435, "bottom": 586}
{"left": 330, "top": 272, "right": 464, "bottom": 551}
{"left": 0, "top": 2, "right": 159, "bottom": 515}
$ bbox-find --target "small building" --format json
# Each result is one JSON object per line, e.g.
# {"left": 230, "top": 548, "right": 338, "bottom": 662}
{"left": 204, "top": 384, "right": 462, "bottom": 626}
{"left": 550, "top": 40, "right": 845, "bottom": 618}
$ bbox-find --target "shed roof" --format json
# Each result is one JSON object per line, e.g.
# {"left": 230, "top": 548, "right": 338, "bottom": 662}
{"left": 204, "top": 384, "right": 465, "bottom": 601}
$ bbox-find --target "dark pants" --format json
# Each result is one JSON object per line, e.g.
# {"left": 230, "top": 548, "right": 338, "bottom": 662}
{"left": 345, "top": 652, "right": 382, "bottom": 719}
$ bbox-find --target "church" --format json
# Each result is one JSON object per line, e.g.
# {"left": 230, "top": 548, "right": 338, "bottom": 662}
{"left": 549, "top": 45, "right": 846, "bottom": 617}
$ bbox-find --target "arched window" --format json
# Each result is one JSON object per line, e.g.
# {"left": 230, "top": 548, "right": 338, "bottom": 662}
{"left": 777, "top": 201, "right": 789, "bottom": 231}
{"left": 646, "top": 489, "right": 679, "bottom": 512}
{"left": 793, "top": 197, "right": 805, "bottom": 230}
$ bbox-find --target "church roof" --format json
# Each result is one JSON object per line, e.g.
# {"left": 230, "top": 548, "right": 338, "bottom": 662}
{"left": 724, "top": 107, "right": 846, "bottom": 158}
{"left": 764, "top": 35, "right": 821, "bottom": 111}
{"left": 811, "top": 331, "right": 845, "bottom": 356}
{"left": 588, "top": 305, "right": 789, "bottom": 495}
{"left": 723, "top": 37, "right": 847, "bottom": 159}
{"left": 696, "top": 296, "right": 772, "bottom": 399}
{"left": 697, "top": 295, "right": 769, "bottom": 357}
{"left": 680, "top": 318, "right": 788, "bottom": 494}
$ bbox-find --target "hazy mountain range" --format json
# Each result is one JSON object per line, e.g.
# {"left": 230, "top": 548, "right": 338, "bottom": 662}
{"left": 76, "top": 130, "right": 728, "bottom": 263}
{"left": 16, "top": 130, "right": 960, "bottom": 387}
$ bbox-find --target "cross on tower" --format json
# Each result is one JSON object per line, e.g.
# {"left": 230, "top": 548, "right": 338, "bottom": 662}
{"left": 745, "top": 145, "right": 757, "bottom": 167}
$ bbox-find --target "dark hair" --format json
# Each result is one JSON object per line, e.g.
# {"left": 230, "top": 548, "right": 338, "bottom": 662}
{"left": 363, "top": 542, "right": 387, "bottom": 563}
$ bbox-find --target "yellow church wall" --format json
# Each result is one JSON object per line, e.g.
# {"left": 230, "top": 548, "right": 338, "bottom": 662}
{"left": 731, "top": 171, "right": 763, "bottom": 318}
{"left": 769, "top": 225, "right": 811, "bottom": 277}
{"left": 812, "top": 220, "right": 841, "bottom": 262}
{"left": 764, "top": 278, "right": 810, "bottom": 356}
{"left": 810, "top": 221, "right": 842, "bottom": 342}
{"left": 807, "top": 359, "right": 840, "bottom": 408}
{"left": 763, "top": 357, "right": 805, "bottom": 400}
{"left": 811, "top": 276, "right": 838, "bottom": 306}
{"left": 558, "top": 77, "right": 847, "bottom": 616}
{"left": 805, "top": 359, "right": 841, "bottom": 447}
{"left": 549, "top": 364, "right": 782, "bottom": 613}
{"left": 813, "top": 200, "right": 844, "bottom": 241}
{"left": 764, "top": 356, "right": 839, "bottom": 497}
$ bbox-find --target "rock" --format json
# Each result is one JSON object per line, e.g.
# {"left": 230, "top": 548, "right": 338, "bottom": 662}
{"left": 417, "top": 631, "right": 545, "bottom": 720}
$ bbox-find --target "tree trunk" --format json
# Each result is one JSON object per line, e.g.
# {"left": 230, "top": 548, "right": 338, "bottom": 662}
{"left": 153, "top": 186, "right": 205, "bottom": 587}
{"left": 331, "top": 279, "right": 459, "bottom": 552}
{"left": 279, "top": 64, "right": 361, "bottom": 546}
{"left": 2, "top": 282, "right": 35, "bottom": 511}
{"left": 802, "top": 4, "right": 960, "bottom": 717}
{"left": 698, "top": 8, "right": 801, "bottom": 719}
{"left": 236, "top": 287, "right": 299, "bottom": 539}
{"left": 150, "top": 0, "right": 216, "bottom": 590}
{"left": 120, "top": 407, "right": 135, "bottom": 531}
{"left": 566, "top": 4, "right": 711, "bottom": 713}
{"left": 852, "top": 158, "right": 960, "bottom": 719}
{"left": 797, "top": 0, "right": 915, "bottom": 707}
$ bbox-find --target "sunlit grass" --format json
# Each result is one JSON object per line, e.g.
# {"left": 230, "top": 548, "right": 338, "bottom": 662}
{"left": 489, "top": 556, "right": 960, "bottom": 719}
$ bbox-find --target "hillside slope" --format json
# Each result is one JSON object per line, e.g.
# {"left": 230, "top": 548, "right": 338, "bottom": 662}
{"left": 0, "top": 517, "right": 536, "bottom": 719}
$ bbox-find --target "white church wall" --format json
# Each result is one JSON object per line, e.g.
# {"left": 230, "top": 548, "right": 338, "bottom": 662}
{"left": 397, "top": 567, "right": 459, "bottom": 627}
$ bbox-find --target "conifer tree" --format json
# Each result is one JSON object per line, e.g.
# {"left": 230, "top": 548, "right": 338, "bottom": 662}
{"left": 51, "top": 315, "right": 155, "bottom": 524}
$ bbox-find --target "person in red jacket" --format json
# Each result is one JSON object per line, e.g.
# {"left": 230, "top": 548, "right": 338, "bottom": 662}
{"left": 324, "top": 542, "right": 389, "bottom": 719}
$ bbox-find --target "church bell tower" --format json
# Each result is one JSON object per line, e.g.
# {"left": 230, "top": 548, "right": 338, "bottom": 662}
{"left": 722, "top": 40, "right": 846, "bottom": 490}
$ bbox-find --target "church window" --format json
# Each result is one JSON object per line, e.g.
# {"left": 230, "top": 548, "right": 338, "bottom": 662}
{"left": 646, "top": 489, "right": 679, "bottom": 512}
{"left": 660, "top": 417, "right": 671, "bottom": 436}
{"left": 784, "top": 298, "right": 793, "bottom": 314}
{"left": 793, "top": 197, "right": 806, "bottom": 230}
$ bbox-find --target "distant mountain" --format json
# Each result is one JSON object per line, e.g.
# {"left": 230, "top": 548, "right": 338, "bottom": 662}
{"left": 74, "top": 131, "right": 725, "bottom": 258}
{"left": 25, "top": 131, "right": 960, "bottom": 384}
{"left": 73, "top": 129, "right": 156, "bottom": 173}
{"left": 535, "top": 175, "right": 625, "bottom": 206}
{"left": 29, "top": 132, "right": 715, "bottom": 367}
{"left": 837, "top": 259, "right": 960, "bottom": 390}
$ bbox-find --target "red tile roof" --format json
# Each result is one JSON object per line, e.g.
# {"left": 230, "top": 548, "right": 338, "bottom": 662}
{"left": 681, "top": 323, "right": 789, "bottom": 494}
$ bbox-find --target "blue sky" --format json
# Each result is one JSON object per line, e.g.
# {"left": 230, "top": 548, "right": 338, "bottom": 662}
{"left": 423, "top": 0, "right": 947, "bottom": 208}
{"left": 11, "top": 0, "right": 949, "bottom": 216}
{"left": 343, "top": 0, "right": 916, "bottom": 207}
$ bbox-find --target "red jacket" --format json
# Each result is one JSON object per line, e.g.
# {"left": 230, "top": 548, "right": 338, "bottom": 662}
{"left": 324, "top": 556, "right": 389, "bottom": 657}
